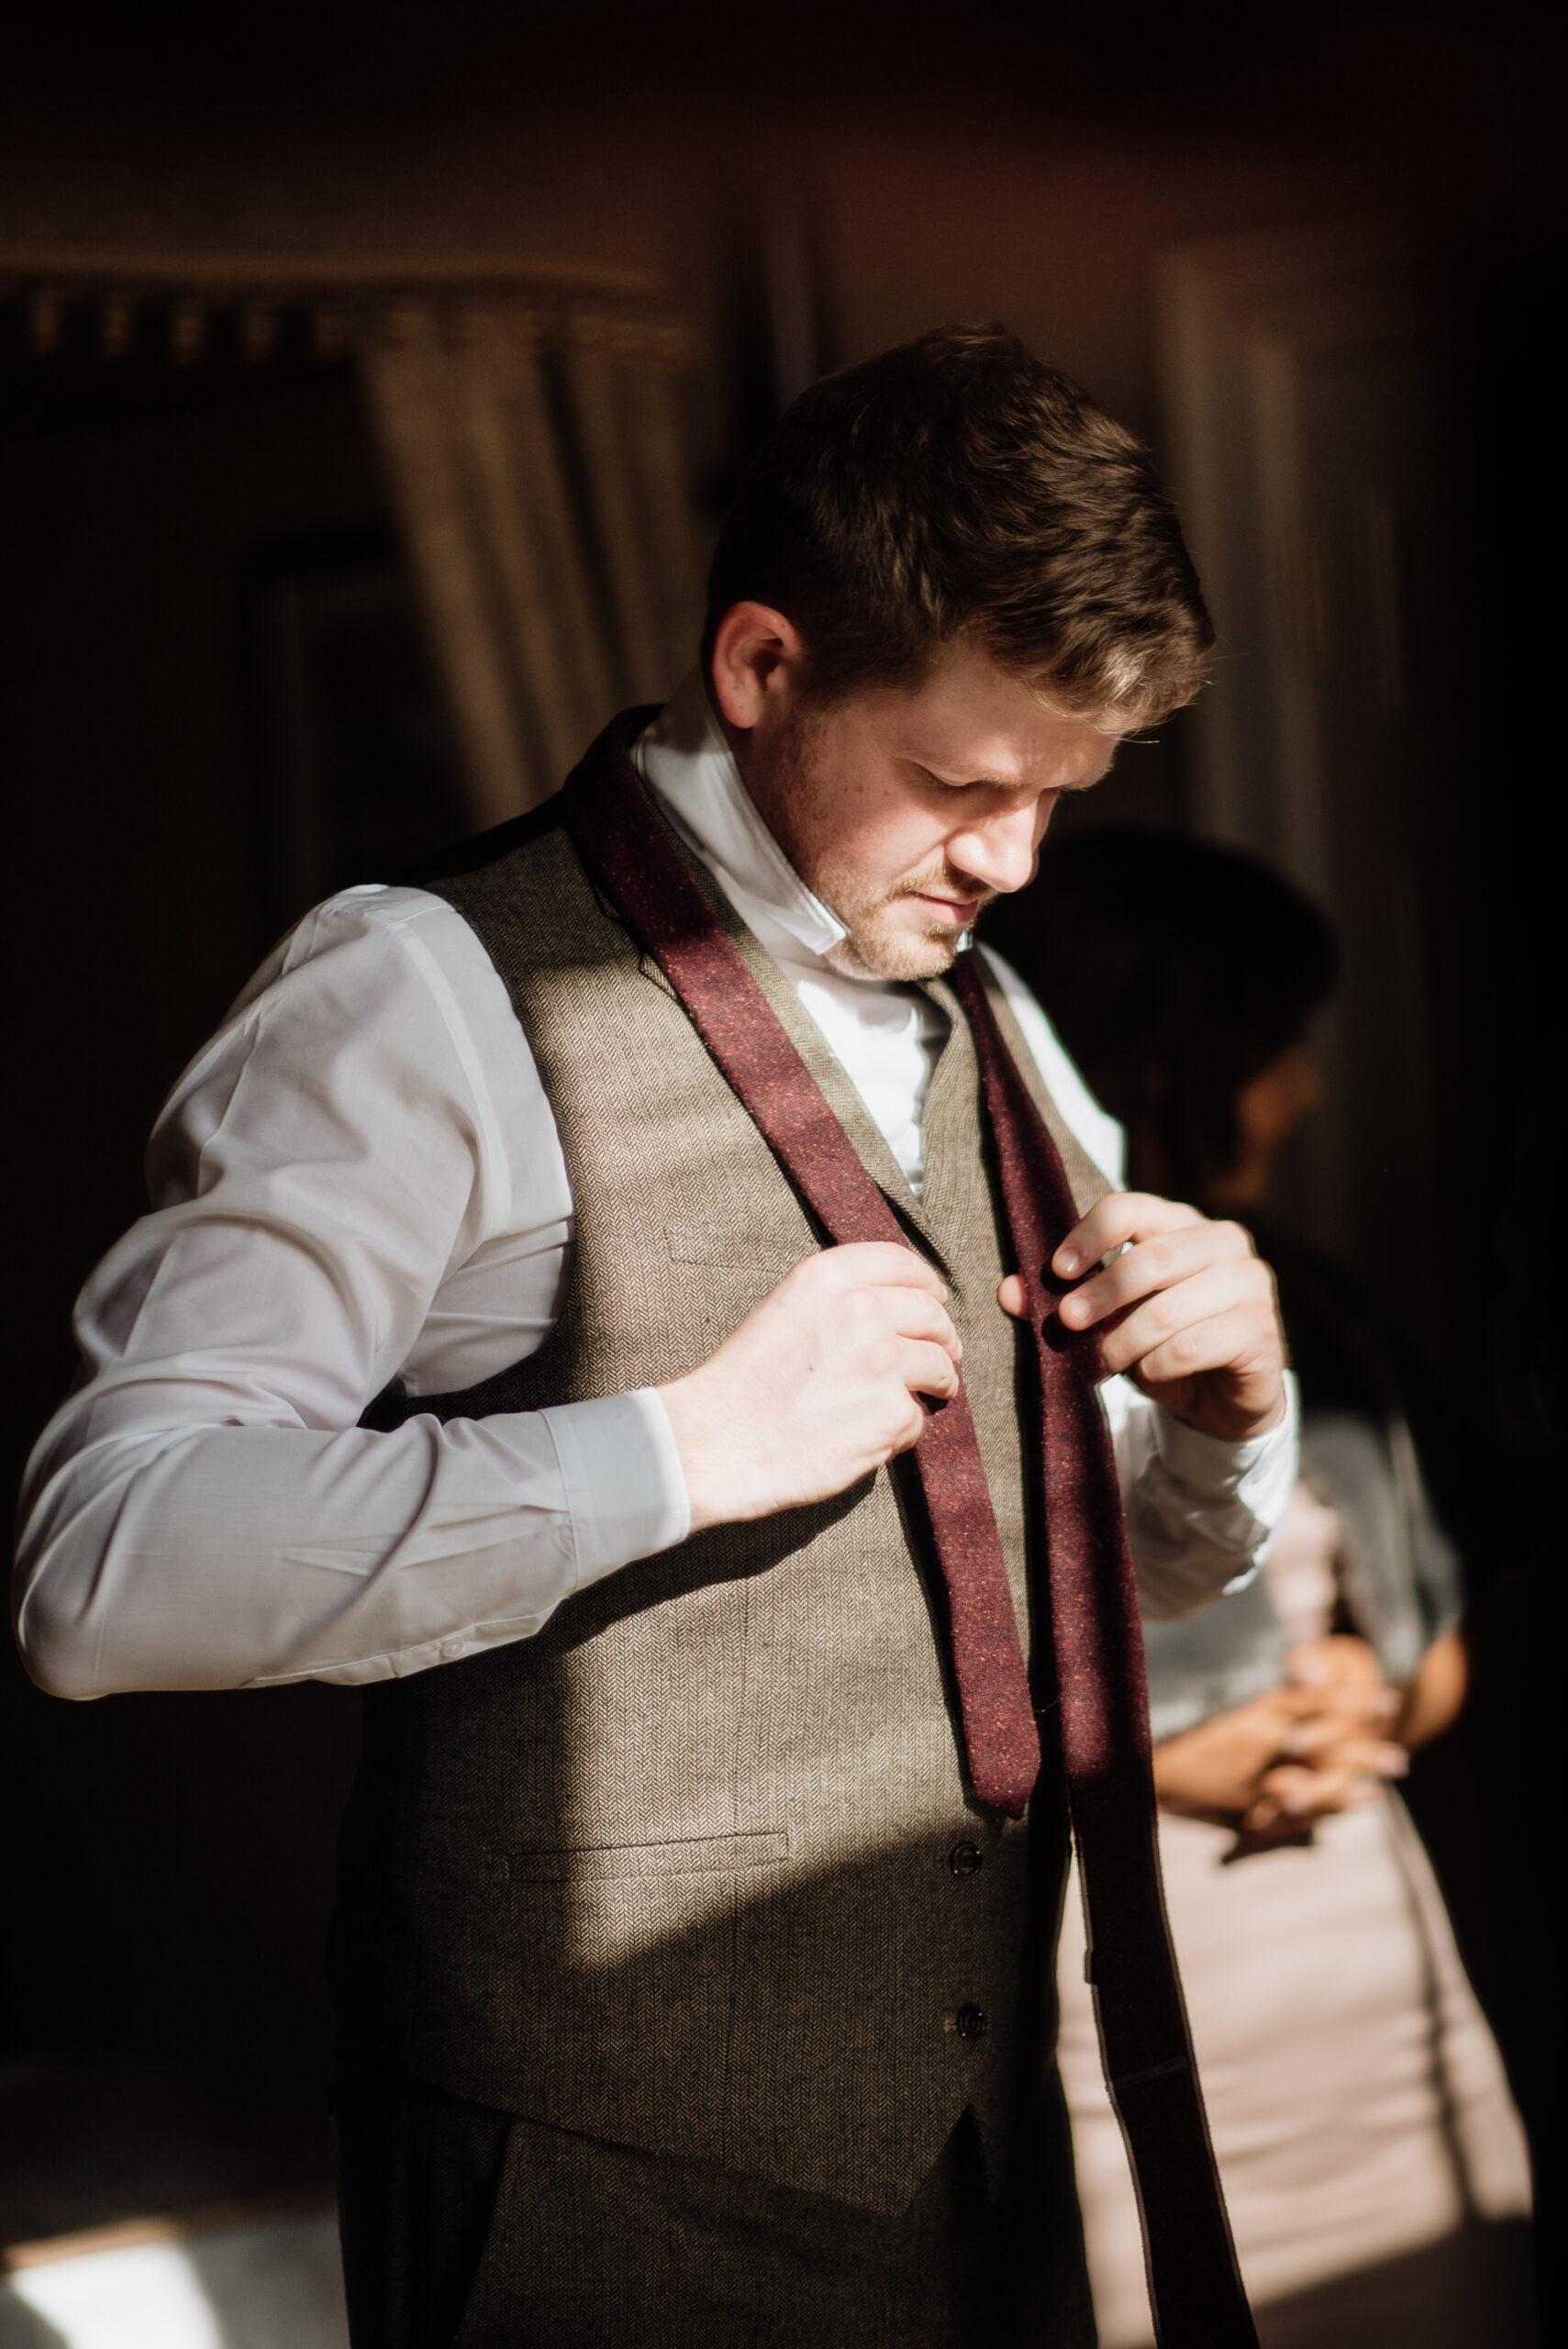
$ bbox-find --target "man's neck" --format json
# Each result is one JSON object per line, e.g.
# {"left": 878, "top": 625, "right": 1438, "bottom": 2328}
{"left": 633, "top": 670, "right": 850, "bottom": 974}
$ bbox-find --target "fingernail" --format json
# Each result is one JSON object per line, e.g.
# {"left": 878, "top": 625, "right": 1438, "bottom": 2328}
{"left": 1056, "top": 1248, "right": 1081, "bottom": 1276}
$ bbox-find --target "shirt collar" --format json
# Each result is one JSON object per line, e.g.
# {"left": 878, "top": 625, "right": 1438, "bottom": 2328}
{"left": 631, "top": 669, "right": 848, "bottom": 967}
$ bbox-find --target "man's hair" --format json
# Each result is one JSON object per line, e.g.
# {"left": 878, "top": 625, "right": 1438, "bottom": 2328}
{"left": 703, "top": 325, "right": 1214, "bottom": 725}
{"left": 987, "top": 828, "right": 1337, "bottom": 1203}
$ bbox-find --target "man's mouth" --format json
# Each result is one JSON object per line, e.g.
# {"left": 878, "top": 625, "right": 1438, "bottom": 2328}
{"left": 906, "top": 890, "right": 987, "bottom": 928}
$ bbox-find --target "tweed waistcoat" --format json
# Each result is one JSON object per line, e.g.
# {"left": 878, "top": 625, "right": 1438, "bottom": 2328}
{"left": 331, "top": 792, "right": 1109, "bottom": 2215}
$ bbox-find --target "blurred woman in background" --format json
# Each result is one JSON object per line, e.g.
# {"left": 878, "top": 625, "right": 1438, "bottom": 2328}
{"left": 990, "top": 833, "right": 1532, "bottom": 2348}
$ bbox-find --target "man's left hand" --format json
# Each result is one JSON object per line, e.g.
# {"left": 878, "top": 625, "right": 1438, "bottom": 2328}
{"left": 999, "top": 1193, "right": 1286, "bottom": 1442}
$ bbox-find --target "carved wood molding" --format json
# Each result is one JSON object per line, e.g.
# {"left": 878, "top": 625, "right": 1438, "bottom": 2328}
{"left": 0, "top": 242, "right": 684, "bottom": 365}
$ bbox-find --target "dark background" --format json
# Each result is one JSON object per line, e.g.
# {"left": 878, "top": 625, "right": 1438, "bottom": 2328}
{"left": 3, "top": 0, "right": 1563, "bottom": 2268}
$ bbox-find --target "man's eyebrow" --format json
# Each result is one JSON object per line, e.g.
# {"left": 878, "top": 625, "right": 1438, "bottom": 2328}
{"left": 906, "top": 760, "right": 1020, "bottom": 790}
{"left": 906, "top": 759, "right": 1116, "bottom": 791}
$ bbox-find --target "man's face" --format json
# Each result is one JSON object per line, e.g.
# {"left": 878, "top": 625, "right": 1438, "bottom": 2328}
{"left": 713, "top": 609, "right": 1119, "bottom": 983}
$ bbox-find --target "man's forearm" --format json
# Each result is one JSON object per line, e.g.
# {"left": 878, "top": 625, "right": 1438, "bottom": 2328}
{"left": 14, "top": 1392, "right": 688, "bottom": 1698}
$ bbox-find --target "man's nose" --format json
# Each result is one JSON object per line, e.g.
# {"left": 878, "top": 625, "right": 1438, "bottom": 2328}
{"left": 947, "top": 804, "right": 1043, "bottom": 896}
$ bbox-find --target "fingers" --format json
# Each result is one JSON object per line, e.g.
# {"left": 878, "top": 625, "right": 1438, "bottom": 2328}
{"left": 898, "top": 1336, "right": 962, "bottom": 1402}
{"left": 1280, "top": 1693, "right": 1399, "bottom": 1749}
{"left": 1280, "top": 1723, "right": 1409, "bottom": 1776}
{"left": 1246, "top": 1760, "right": 1389, "bottom": 1828}
{"left": 838, "top": 1280, "right": 961, "bottom": 1375}
{"left": 806, "top": 1241, "right": 949, "bottom": 1297}
{"left": 1071, "top": 1247, "right": 1281, "bottom": 1427}
{"left": 1057, "top": 1221, "right": 1261, "bottom": 1334}
{"left": 1053, "top": 1191, "right": 1207, "bottom": 1279}
{"left": 797, "top": 1246, "right": 962, "bottom": 1367}
{"left": 1286, "top": 1635, "right": 1388, "bottom": 1695}
{"left": 664, "top": 1242, "right": 967, "bottom": 1532}
{"left": 1100, "top": 1286, "right": 1278, "bottom": 1393}
{"left": 1047, "top": 1196, "right": 1285, "bottom": 1441}
{"left": 1053, "top": 1215, "right": 1277, "bottom": 1387}
{"left": 879, "top": 1287, "right": 962, "bottom": 1352}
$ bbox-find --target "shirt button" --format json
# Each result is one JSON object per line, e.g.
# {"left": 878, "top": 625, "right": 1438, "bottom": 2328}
{"left": 439, "top": 1639, "right": 464, "bottom": 1662}
{"left": 954, "top": 2004, "right": 988, "bottom": 2042}
{"left": 949, "top": 1841, "right": 984, "bottom": 1877}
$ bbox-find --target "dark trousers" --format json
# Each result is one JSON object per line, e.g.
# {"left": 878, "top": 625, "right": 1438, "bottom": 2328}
{"left": 335, "top": 2066, "right": 1095, "bottom": 2349}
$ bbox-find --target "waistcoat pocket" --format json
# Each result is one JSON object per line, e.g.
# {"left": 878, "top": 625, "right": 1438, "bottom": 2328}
{"left": 498, "top": 1831, "right": 790, "bottom": 1884}
{"left": 664, "top": 1222, "right": 812, "bottom": 1274}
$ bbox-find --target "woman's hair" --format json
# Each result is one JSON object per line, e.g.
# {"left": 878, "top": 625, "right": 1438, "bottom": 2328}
{"left": 703, "top": 325, "right": 1214, "bottom": 727}
{"left": 990, "top": 828, "right": 1337, "bottom": 1203}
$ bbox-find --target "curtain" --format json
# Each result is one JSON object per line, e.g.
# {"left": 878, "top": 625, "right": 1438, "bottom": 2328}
{"left": 361, "top": 298, "right": 704, "bottom": 823}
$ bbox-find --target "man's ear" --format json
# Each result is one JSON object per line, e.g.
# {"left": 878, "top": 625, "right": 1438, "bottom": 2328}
{"left": 709, "top": 602, "right": 808, "bottom": 732}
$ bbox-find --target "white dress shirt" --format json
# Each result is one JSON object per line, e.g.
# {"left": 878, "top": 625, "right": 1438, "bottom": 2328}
{"left": 14, "top": 673, "right": 1294, "bottom": 1700}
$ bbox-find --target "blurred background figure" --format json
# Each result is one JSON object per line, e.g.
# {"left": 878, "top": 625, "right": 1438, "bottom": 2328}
{"left": 988, "top": 831, "right": 1533, "bottom": 2347}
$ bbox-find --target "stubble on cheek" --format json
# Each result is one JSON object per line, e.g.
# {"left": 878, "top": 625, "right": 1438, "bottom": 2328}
{"left": 746, "top": 705, "right": 980, "bottom": 982}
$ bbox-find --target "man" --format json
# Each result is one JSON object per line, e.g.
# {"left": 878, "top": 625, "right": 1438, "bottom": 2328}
{"left": 16, "top": 328, "right": 1292, "bottom": 2345}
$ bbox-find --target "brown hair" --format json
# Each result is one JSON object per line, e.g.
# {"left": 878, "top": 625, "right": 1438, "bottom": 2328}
{"left": 703, "top": 325, "right": 1214, "bottom": 724}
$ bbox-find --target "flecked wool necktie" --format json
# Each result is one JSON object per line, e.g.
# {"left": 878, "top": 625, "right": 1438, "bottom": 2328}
{"left": 561, "top": 716, "right": 1257, "bottom": 2348}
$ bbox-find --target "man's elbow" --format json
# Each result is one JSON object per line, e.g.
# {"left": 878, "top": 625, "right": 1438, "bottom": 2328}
{"left": 13, "top": 1623, "right": 107, "bottom": 1700}
{"left": 12, "top": 1573, "right": 115, "bottom": 1698}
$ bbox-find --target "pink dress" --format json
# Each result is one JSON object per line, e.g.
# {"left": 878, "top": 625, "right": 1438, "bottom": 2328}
{"left": 1054, "top": 1483, "right": 1532, "bottom": 2346}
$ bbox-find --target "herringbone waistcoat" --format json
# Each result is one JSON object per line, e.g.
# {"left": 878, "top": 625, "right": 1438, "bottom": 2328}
{"left": 331, "top": 786, "right": 1108, "bottom": 2216}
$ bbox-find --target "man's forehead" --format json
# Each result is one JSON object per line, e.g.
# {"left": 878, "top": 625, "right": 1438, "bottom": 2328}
{"left": 883, "top": 689, "right": 1121, "bottom": 786}
{"left": 846, "top": 640, "right": 1114, "bottom": 752}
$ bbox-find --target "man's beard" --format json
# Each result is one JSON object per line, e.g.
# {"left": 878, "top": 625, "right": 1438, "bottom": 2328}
{"left": 817, "top": 858, "right": 997, "bottom": 983}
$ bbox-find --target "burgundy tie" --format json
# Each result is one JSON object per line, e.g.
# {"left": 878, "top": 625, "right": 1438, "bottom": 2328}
{"left": 946, "top": 953, "right": 1256, "bottom": 2347}
{"left": 561, "top": 719, "right": 1256, "bottom": 2347}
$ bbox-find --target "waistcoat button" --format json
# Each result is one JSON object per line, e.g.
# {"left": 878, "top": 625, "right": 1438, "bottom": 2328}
{"left": 949, "top": 1841, "right": 984, "bottom": 1877}
{"left": 954, "top": 2004, "right": 988, "bottom": 2042}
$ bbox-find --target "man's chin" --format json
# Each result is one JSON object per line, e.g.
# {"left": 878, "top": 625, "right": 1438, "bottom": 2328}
{"left": 826, "top": 918, "right": 967, "bottom": 985}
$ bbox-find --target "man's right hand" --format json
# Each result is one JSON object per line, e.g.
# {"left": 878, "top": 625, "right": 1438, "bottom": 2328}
{"left": 658, "top": 1241, "right": 961, "bottom": 1532}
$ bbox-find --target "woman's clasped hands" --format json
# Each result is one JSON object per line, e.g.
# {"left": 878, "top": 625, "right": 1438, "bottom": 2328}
{"left": 1151, "top": 1633, "right": 1409, "bottom": 1831}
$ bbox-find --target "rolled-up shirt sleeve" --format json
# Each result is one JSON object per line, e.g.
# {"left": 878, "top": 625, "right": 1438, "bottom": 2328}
{"left": 13, "top": 889, "right": 690, "bottom": 1700}
{"left": 1103, "top": 1373, "right": 1299, "bottom": 1620}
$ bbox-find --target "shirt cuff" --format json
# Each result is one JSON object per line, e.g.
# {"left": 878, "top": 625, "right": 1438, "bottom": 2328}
{"left": 539, "top": 1387, "right": 693, "bottom": 1591}
{"left": 1151, "top": 1376, "right": 1299, "bottom": 1589}
{"left": 1152, "top": 1384, "right": 1296, "bottom": 1497}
